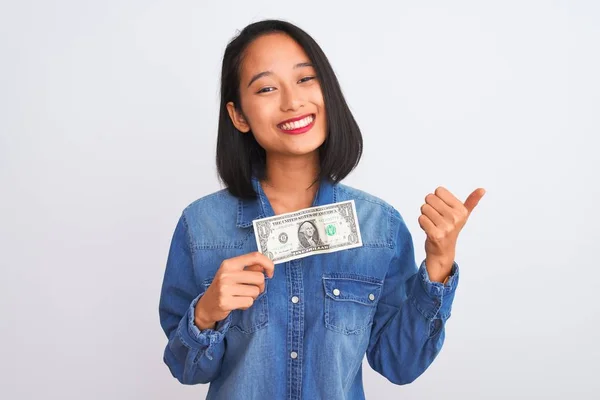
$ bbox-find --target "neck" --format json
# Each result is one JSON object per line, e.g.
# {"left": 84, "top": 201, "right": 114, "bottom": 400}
{"left": 260, "top": 152, "right": 320, "bottom": 214}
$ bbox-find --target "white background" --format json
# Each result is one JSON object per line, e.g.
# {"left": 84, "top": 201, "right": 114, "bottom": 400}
{"left": 1, "top": 0, "right": 599, "bottom": 399}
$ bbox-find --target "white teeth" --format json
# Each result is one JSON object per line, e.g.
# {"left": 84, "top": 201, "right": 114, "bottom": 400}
{"left": 280, "top": 115, "right": 314, "bottom": 131}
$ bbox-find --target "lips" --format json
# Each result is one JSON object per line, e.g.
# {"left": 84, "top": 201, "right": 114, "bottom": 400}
{"left": 277, "top": 114, "right": 316, "bottom": 134}
{"left": 278, "top": 113, "right": 314, "bottom": 126}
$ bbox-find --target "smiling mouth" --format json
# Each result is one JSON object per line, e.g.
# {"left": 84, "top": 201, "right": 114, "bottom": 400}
{"left": 277, "top": 114, "right": 315, "bottom": 131}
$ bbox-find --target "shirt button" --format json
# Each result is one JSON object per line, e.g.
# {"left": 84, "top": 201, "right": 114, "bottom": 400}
{"left": 333, "top": 288, "right": 340, "bottom": 296}
{"left": 368, "top": 293, "right": 375, "bottom": 301}
{"left": 290, "top": 351, "right": 298, "bottom": 359}
{"left": 291, "top": 296, "right": 299, "bottom": 304}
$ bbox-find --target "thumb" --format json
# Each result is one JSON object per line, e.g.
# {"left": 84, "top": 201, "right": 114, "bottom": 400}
{"left": 464, "top": 188, "right": 486, "bottom": 214}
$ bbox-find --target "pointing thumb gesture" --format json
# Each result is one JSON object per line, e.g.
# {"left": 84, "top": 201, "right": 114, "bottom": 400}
{"left": 464, "top": 188, "right": 486, "bottom": 215}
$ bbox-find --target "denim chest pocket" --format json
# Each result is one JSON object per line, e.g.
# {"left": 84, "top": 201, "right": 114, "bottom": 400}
{"left": 322, "top": 274, "right": 383, "bottom": 335}
{"left": 202, "top": 278, "right": 269, "bottom": 334}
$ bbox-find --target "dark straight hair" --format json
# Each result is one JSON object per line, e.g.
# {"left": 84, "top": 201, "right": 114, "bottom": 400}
{"left": 216, "top": 19, "right": 363, "bottom": 199}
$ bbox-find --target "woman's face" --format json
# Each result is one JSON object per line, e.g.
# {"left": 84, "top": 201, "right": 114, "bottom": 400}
{"left": 227, "top": 33, "right": 327, "bottom": 158}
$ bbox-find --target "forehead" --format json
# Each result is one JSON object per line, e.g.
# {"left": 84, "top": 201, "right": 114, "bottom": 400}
{"left": 241, "top": 33, "right": 310, "bottom": 77}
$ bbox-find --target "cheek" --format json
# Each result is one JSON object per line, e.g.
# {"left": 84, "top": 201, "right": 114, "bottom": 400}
{"left": 309, "top": 89, "right": 326, "bottom": 126}
{"left": 310, "top": 92, "right": 325, "bottom": 111}
{"left": 244, "top": 98, "right": 277, "bottom": 128}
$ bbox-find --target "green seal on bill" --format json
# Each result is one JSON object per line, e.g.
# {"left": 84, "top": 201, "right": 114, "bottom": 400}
{"left": 326, "top": 224, "right": 336, "bottom": 236}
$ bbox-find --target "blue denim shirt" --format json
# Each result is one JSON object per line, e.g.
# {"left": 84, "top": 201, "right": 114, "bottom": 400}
{"left": 159, "top": 177, "right": 459, "bottom": 399}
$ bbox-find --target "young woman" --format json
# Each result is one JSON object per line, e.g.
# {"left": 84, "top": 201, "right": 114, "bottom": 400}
{"left": 159, "top": 19, "right": 485, "bottom": 399}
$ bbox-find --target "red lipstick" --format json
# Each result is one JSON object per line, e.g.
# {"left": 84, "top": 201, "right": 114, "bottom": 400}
{"left": 277, "top": 114, "right": 316, "bottom": 135}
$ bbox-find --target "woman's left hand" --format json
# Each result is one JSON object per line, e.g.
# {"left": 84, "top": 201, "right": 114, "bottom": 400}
{"left": 418, "top": 187, "right": 486, "bottom": 283}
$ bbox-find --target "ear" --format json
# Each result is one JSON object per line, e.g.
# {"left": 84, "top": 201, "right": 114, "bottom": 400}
{"left": 226, "top": 102, "right": 250, "bottom": 133}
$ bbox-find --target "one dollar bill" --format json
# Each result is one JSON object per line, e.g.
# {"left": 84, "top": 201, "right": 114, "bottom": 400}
{"left": 252, "top": 200, "right": 363, "bottom": 264}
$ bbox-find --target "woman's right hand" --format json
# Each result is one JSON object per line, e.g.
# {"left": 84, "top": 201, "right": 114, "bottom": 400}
{"left": 194, "top": 252, "right": 275, "bottom": 330}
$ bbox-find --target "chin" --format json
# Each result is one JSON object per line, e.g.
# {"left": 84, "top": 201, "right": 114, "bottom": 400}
{"left": 262, "top": 128, "right": 327, "bottom": 157}
{"left": 289, "top": 136, "right": 326, "bottom": 156}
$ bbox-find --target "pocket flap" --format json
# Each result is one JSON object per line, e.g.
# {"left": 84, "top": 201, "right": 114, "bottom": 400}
{"left": 323, "top": 274, "right": 383, "bottom": 305}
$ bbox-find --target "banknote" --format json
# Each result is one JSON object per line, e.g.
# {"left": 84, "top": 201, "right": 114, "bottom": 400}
{"left": 252, "top": 200, "right": 363, "bottom": 264}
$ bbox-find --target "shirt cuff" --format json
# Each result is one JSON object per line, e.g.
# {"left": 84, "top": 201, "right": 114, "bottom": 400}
{"left": 420, "top": 260, "right": 459, "bottom": 295}
{"left": 176, "top": 292, "right": 231, "bottom": 361}
{"left": 410, "top": 260, "right": 459, "bottom": 320}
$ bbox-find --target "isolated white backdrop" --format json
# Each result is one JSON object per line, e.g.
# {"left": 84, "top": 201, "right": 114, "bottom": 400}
{"left": 1, "top": 1, "right": 599, "bottom": 399}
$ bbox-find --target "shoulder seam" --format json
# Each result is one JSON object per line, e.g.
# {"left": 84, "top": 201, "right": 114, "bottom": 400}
{"left": 183, "top": 188, "right": 230, "bottom": 212}
{"left": 337, "top": 184, "right": 393, "bottom": 210}
{"left": 180, "top": 212, "right": 200, "bottom": 290}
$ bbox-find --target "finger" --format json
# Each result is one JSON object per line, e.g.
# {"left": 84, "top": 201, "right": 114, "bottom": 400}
{"left": 245, "top": 264, "right": 268, "bottom": 276}
{"left": 244, "top": 264, "right": 266, "bottom": 292}
{"left": 232, "top": 283, "right": 261, "bottom": 299}
{"left": 233, "top": 271, "right": 267, "bottom": 288}
{"left": 418, "top": 214, "right": 440, "bottom": 239}
{"left": 224, "top": 252, "right": 275, "bottom": 278}
{"left": 425, "top": 193, "right": 453, "bottom": 218}
{"left": 464, "top": 188, "right": 486, "bottom": 214}
{"left": 228, "top": 296, "right": 255, "bottom": 311}
{"left": 420, "top": 203, "right": 445, "bottom": 227}
{"left": 433, "top": 187, "right": 464, "bottom": 209}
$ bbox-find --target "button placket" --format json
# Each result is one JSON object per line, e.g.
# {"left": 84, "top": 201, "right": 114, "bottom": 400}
{"left": 286, "top": 259, "right": 304, "bottom": 398}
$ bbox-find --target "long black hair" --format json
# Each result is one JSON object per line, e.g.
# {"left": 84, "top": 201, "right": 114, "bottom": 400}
{"left": 216, "top": 19, "right": 363, "bottom": 199}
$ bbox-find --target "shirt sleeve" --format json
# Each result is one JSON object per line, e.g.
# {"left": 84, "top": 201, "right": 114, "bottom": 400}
{"left": 366, "top": 208, "right": 460, "bottom": 385}
{"left": 412, "top": 259, "right": 459, "bottom": 321}
{"left": 159, "top": 212, "right": 230, "bottom": 384}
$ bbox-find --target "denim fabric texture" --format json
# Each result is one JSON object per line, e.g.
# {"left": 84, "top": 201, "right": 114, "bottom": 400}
{"left": 159, "top": 177, "right": 459, "bottom": 399}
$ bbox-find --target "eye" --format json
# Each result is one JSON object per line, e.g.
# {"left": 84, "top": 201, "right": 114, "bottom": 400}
{"left": 257, "top": 86, "right": 276, "bottom": 94}
{"left": 298, "top": 76, "right": 316, "bottom": 84}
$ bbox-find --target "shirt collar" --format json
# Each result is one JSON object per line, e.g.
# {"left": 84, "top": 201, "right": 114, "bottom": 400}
{"left": 236, "top": 176, "right": 337, "bottom": 228}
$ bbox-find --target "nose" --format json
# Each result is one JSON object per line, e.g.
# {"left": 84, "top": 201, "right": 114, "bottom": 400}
{"left": 279, "top": 83, "right": 303, "bottom": 112}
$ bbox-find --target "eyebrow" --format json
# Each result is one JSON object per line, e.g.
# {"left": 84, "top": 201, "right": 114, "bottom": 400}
{"left": 247, "top": 62, "right": 314, "bottom": 88}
